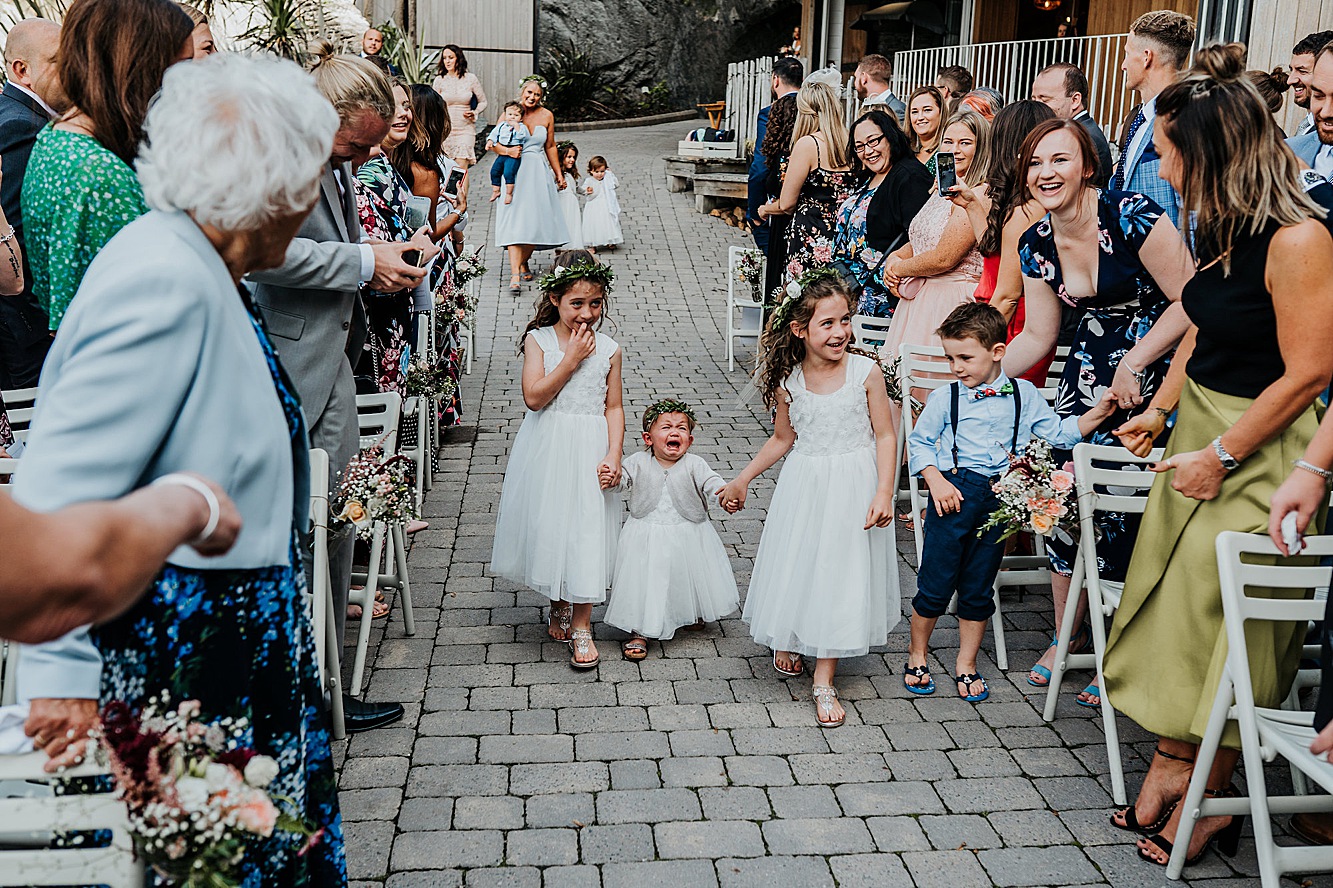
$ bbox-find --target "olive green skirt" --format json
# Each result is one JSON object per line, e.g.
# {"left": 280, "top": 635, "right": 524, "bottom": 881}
{"left": 1103, "top": 378, "right": 1324, "bottom": 748}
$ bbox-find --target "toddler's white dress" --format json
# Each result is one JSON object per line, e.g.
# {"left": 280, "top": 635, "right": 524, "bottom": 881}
{"left": 557, "top": 180, "right": 585, "bottom": 250}
{"left": 490, "top": 325, "right": 620, "bottom": 603}
{"left": 582, "top": 174, "right": 623, "bottom": 247}
{"left": 605, "top": 451, "right": 739, "bottom": 638}
{"left": 743, "top": 353, "right": 900, "bottom": 657}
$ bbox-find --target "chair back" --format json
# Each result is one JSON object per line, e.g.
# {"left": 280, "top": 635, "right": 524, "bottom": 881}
{"left": 852, "top": 314, "right": 891, "bottom": 349}
{"left": 1, "top": 388, "right": 36, "bottom": 442}
{"left": 1071, "top": 442, "right": 1162, "bottom": 605}
{"left": 898, "top": 343, "right": 956, "bottom": 561}
{"left": 356, "top": 392, "right": 402, "bottom": 453}
{"left": 1039, "top": 346, "right": 1071, "bottom": 405}
{"left": 0, "top": 754, "right": 141, "bottom": 887}
{"left": 727, "top": 246, "right": 765, "bottom": 310}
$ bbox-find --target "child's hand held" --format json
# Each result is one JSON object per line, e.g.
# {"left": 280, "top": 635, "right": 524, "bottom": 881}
{"left": 718, "top": 480, "right": 746, "bottom": 513}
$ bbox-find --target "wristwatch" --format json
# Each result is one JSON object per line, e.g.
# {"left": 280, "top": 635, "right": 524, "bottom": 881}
{"left": 1211, "top": 436, "right": 1240, "bottom": 471}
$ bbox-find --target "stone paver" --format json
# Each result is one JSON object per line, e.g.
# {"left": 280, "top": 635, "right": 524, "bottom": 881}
{"left": 334, "top": 120, "right": 1331, "bottom": 887}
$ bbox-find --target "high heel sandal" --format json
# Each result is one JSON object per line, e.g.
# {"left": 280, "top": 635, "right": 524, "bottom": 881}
{"left": 1111, "top": 745, "right": 1193, "bottom": 834}
{"left": 1138, "top": 786, "right": 1244, "bottom": 867}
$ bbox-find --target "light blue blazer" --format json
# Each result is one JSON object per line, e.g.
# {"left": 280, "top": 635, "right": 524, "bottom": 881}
{"left": 13, "top": 210, "right": 302, "bottom": 700}
{"left": 1118, "top": 115, "right": 1181, "bottom": 228}
{"left": 1288, "top": 131, "right": 1321, "bottom": 167}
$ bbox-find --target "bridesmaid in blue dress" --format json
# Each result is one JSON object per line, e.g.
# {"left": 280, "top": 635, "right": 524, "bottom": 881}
{"left": 495, "top": 77, "right": 570, "bottom": 293}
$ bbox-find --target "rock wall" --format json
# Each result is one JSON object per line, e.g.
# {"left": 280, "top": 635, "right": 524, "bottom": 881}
{"left": 539, "top": 0, "right": 801, "bottom": 106}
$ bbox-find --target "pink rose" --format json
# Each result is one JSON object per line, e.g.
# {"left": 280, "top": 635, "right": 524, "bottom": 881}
{"left": 1051, "top": 470, "right": 1074, "bottom": 492}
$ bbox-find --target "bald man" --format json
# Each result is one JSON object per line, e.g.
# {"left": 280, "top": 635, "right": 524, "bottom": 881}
{"left": 0, "top": 18, "right": 66, "bottom": 389}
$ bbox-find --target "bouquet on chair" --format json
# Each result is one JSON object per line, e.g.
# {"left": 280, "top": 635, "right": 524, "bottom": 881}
{"left": 977, "top": 439, "right": 1075, "bottom": 542}
{"left": 733, "top": 248, "right": 764, "bottom": 288}
{"left": 450, "top": 243, "right": 487, "bottom": 288}
{"left": 404, "top": 354, "right": 458, "bottom": 403}
{"left": 98, "top": 695, "right": 319, "bottom": 888}
{"left": 333, "top": 446, "right": 418, "bottom": 540}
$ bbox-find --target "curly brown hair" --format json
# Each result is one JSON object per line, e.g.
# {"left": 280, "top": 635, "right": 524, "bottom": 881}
{"left": 756, "top": 276, "right": 856, "bottom": 410}
{"left": 518, "top": 250, "right": 609, "bottom": 352}
{"left": 762, "top": 92, "right": 799, "bottom": 162}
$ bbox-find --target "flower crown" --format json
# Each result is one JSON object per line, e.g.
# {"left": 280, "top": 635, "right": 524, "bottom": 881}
{"left": 643, "top": 398, "right": 696, "bottom": 430}
{"left": 519, "top": 74, "right": 548, "bottom": 91}
{"left": 768, "top": 266, "right": 844, "bottom": 330}
{"left": 539, "top": 259, "right": 615, "bottom": 294}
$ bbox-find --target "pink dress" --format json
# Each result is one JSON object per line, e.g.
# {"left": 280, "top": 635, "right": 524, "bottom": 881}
{"left": 432, "top": 72, "right": 488, "bottom": 163}
{"left": 879, "top": 194, "right": 983, "bottom": 363}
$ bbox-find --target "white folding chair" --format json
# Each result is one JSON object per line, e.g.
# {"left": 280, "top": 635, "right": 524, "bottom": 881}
{"left": 1, "top": 387, "right": 36, "bottom": 443}
{"left": 1042, "top": 442, "right": 1163, "bottom": 806}
{"left": 1167, "top": 532, "right": 1333, "bottom": 884}
{"left": 895, "top": 343, "right": 1010, "bottom": 670}
{"left": 0, "top": 458, "right": 17, "bottom": 705}
{"left": 350, "top": 392, "right": 415, "bottom": 697}
{"left": 725, "top": 246, "right": 766, "bottom": 371}
{"left": 307, "top": 449, "right": 345, "bottom": 740}
{"left": 461, "top": 277, "right": 478, "bottom": 375}
{"left": 852, "top": 314, "right": 892, "bottom": 350}
{"left": 0, "top": 753, "right": 141, "bottom": 887}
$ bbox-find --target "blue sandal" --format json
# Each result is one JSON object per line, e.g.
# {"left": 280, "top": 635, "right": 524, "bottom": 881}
{"left": 956, "top": 672, "right": 990, "bottom": 703}
{"left": 1076, "top": 684, "right": 1101, "bottom": 708}
{"left": 1027, "top": 625, "right": 1092, "bottom": 687}
{"left": 903, "top": 663, "right": 935, "bottom": 695}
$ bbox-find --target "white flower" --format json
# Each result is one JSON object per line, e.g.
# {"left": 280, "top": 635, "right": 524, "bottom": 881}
{"left": 204, "top": 762, "right": 237, "bottom": 793}
{"left": 785, "top": 281, "right": 802, "bottom": 300}
{"left": 243, "top": 755, "right": 280, "bottom": 789}
{"left": 174, "top": 776, "right": 210, "bottom": 812}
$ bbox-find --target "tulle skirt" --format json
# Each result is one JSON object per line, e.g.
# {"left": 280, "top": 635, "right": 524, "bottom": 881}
{"left": 490, "top": 409, "right": 619, "bottom": 603}
{"left": 605, "top": 516, "right": 739, "bottom": 638}
{"left": 743, "top": 445, "right": 900, "bottom": 658}
{"left": 583, "top": 199, "right": 623, "bottom": 247}
{"left": 557, "top": 186, "right": 584, "bottom": 250}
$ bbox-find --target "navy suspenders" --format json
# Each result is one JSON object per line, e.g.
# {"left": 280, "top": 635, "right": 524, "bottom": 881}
{"left": 947, "top": 381, "right": 1022, "bottom": 475}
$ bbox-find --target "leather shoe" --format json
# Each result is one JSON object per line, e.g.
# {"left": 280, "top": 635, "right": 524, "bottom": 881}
{"left": 341, "top": 695, "right": 404, "bottom": 733}
{"left": 1290, "top": 812, "right": 1333, "bottom": 846}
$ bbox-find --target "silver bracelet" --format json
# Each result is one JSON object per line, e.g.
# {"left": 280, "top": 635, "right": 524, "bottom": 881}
{"left": 0, "top": 225, "right": 15, "bottom": 244}
{"left": 1294, "top": 458, "right": 1333, "bottom": 486}
{"left": 151, "top": 473, "right": 220, "bottom": 542}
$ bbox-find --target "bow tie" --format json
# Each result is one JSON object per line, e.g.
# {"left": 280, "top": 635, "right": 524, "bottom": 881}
{"left": 972, "top": 382, "right": 1014, "bottom": 401}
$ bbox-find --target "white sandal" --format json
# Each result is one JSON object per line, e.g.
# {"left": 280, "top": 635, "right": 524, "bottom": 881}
{"left": 548, "top": 602, "right": 572, "bottom": 641}
{"left": 568, "top": 628, "right": 600, "bottom": 670}
{"left": 812, "top": 685, "right": 844, "bottom": 728}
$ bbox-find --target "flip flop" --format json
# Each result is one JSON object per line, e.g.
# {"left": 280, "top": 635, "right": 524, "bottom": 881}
{"left": 621, "top": 636, "right": 648, "bottom": 661}
{"left": 956, "top": 672, "right": 990, "bottom": 703}
{"left": 568, "top": 628, "right": 600, "bottom": 670}
{"left": 773, "top": 650, "right": 803, "bottom": 677}
{"left": 903, "top": 663, "right": 935, "bottom": 695}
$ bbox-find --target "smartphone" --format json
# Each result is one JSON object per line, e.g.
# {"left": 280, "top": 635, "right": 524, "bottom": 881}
{"left": 403, "top": 195, "right": 431, "bottom": 231}
{"left": 936, "top": 151, "right": 957, "bottom": 197}
{"left": 442, "top": 167, "right": 466, "bottom": 201}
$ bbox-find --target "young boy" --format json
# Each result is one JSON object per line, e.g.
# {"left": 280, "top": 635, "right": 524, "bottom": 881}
{"left": 487, "top": 102, "right": 529, "bottom": 203}
{"left": 905, "top": 303, "right": 1115, "bottom": 703}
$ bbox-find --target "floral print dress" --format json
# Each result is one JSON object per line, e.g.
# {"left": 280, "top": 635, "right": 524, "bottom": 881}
{"left": 354, "top": 156, "right": 416, "bottom": 396}
{"left": 93, "top": 300, "right": 345, "bottom": 887}
{"left": 832, "top": 185, "right": 896, "bottom": 317}
{"left": 782, "top": 138, "right": 857, "bottom": 285}
{"left": 1018, "top": 190, "right": 1172, "bottom": 580}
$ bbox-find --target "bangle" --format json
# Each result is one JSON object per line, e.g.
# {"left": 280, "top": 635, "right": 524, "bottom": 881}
{"left": 1294, "top": 458, "right": 1333, "bottom": 485}
{"left": 0, "top": 225, "right": 15, "bottom": 244}
{"left": 152, "top": 473, "right": 220, "bottom": 543}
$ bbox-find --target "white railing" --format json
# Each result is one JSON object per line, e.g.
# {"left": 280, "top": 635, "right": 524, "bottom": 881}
{"left": 724, "top": 56, "right": 773, "bottom": 156}
{"left": 891, "top": 34, "right": 1133, "bottom": 145}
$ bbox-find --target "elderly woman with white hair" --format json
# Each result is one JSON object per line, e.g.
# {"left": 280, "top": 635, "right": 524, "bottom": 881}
{"left": 12, "top": 53, "right": 347, "bottom": 883}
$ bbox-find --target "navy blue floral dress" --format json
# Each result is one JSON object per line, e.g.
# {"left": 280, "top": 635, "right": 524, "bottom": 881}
{"left": 1019, "top": 190, "right": 1171, "bottom": 580}
{"left": 93, "top": 301, "right": 346, "bottom": 887}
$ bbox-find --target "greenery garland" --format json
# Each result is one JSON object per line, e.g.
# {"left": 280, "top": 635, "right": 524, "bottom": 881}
{"left": 538, "top": 259, "right": 616, "bottom": 295}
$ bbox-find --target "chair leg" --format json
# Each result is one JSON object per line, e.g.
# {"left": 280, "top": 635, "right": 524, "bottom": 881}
{"left": 1088, "top": 588, "right": 1126, "bottom": 806}
{"left": 1044, "top": 553, "right": 1085, "bottom": 722}
{"left": 392, "top": 523, "right": 415, "bottom": 636}
{"left": 349, "top": 525, "right": 385, "bottom": 697}
{"left": 1167, "top": 671, "right": 1233, "bottom": 880}
{"left": 324, "top": 579, "right": 346, "bottom": 741}
{"left": 989, "top": 581, "right": 1008, "bottom": 672}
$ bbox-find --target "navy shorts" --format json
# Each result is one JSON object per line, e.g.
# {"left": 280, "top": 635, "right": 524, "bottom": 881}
{"left": 913, "top": 468, "right": 1005, "bottom": 623}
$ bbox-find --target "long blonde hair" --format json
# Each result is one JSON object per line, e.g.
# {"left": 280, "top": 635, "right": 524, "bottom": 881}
{"left": 791, "top": 80, "right": 851, "bottom": 169}
{"left": 1157, "top": 42, "right": 1324, "bottom": 274}
{"left": 941, "top": 108, "right": 992, "bottom": 188}
{"left": 309, "top": 41, "right": 394, "bottom": 123}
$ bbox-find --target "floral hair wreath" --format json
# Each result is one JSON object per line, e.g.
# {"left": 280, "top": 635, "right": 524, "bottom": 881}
{"left": 538, "top": 259, "right": 616, "bottom": 295}
{"left": 643, "top": 398, "right": 696, "bottom": 430}
{"left": 768, "top": 265, "right": 843, "bottom": 330}
{"left": 519, "top": 74, "right": 548, "bottom": 91}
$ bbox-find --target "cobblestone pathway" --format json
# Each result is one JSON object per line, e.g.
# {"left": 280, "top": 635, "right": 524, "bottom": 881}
{"left": 335, "top": 122, "right": 1323, "bottom": 887}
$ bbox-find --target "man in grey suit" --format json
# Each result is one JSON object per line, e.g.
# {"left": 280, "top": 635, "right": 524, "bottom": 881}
{"left": 0, "top": 18, "right": 64, "bottom": 388}
{"left": 1289, "top": 42, "right": 1333, "bottom": 177}
{"left": 855, "top": 54, "right": 906, "bottom": 127}
{"left": 1031, "top": 62, "right": 1114, "bottom": 188}
{"left": 249, "top": 52, "right": 428, "bottom": 732}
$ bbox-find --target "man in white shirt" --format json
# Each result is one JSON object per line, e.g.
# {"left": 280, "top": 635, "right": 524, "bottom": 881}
{"left": 854, "top": 54, "right": 906, "bottom": 126}
{"left": 1289, "top": 31, "right": 1333, "bottom": 138}
{"left": 1111, "top": 10, "right": 1194, "bottom": 227}
{"left": 1290, "top": 43, "right": 1333, "bottom": 179}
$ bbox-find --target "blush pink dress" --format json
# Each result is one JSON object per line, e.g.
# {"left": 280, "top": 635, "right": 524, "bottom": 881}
{"left": 432, "top": 72, "right": 488, "bottom": 163}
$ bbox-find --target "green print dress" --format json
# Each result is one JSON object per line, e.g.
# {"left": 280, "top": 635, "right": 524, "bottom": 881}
{"left": 21, "top": 127, "right": 149, "bottom": 330}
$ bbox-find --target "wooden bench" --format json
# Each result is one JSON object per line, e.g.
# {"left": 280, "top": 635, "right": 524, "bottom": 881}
{"left": 693, "top": 171, "right": 748, "bottom": 214}
{"left": 664, "top": 155, "right": 748, "bottom": 193}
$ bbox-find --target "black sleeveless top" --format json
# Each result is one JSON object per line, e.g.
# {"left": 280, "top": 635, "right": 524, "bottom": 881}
{"left": 1183, "top": 220, "right": 1284, "bottom": 399}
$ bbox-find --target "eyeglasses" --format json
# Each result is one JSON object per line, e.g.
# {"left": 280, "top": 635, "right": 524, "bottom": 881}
{"left": 854, "top": 133, "right": 886, "bottom": 155}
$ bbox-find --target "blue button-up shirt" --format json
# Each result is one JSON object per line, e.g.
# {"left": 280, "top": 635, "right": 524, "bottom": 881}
{"left": 907, "top": 374, "right": 1086, "bottom": 477}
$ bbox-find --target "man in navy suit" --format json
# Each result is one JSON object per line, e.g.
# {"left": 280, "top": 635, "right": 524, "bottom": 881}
{"left": 0, "top": 18, "right": 64, "bottom": 389}
{"left": 747, "top": 56, "right": 801, "bottom": 252}
{"left": 1289, "top": 43, "right": 1333, "bottom": 175}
